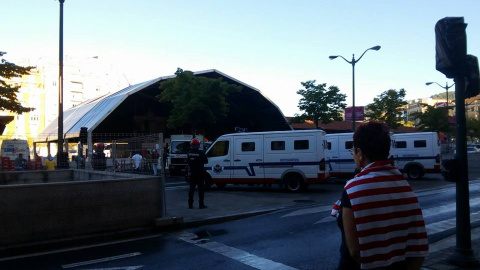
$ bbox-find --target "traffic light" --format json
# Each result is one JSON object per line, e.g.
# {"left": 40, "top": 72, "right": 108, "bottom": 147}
{"left": 465, "top": 54, "right": 480, "bottom": 98}
{"left": 435, "top": 17, "right": 467, "bottom": 78}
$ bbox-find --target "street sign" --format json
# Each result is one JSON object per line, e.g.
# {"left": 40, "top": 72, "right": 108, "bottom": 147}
{"left": 345, "top": 106, "right": 365, "bottom": 121}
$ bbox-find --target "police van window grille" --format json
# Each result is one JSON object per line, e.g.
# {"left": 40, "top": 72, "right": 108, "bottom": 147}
{"left": 271, "top": 141, "right": 285, "bottom": 151}
{"left": 294, "top": 140, "right": 309, "bottom": 150}
{"left": 396, "top": 141, "right": 407, "bottom": 148}
{"left": 241, "top": 142, "right": 255, "bottom": 152}
{"left": 414, "top": 140, "right": 427, "bottom": 148}
{"left": 344, "top": 141, "right": 353, "bottom": 150}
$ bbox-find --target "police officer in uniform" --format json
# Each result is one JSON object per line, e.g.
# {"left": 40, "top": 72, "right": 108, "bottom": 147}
{"left": 187, "top": 138, "right": 208, "bottom": 209}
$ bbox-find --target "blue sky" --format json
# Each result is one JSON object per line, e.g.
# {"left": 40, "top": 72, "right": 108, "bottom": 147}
{"left": 2, "top": 0, "right": 479, "bottom": 116}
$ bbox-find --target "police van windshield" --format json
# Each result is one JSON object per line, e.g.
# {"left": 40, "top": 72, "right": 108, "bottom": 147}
{"left": 171, "top": 141, "right": 190, "bottom": 154}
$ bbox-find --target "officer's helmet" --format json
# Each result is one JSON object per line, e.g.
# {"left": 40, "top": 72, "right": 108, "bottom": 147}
{"left": 190, "top": 138, "right": 200, "bottom": 149}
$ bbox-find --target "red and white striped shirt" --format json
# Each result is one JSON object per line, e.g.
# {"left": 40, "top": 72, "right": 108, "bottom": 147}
{"left": 338, "top": 160, "right": 429, "bottom": 269}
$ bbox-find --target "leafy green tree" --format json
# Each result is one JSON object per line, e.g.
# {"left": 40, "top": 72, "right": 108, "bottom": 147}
{"left": 409, "top": 104, "right": 453, "bottom": 133}
{"left": 0, "top": 51, "right": 34, "bottom": 113}
{"left": 157, "top": 68, "right": 241, "bottom": 134}
{"left": 466, "top": 118, "right": 480, "bottom": 141}
{"left": 292, "top": 81, "right": 346, "bottom": 128}
{"left": 365, "top": 89, "right": 407, "bottom": 129}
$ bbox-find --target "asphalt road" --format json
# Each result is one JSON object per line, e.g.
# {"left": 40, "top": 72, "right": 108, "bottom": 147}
{"left": 3, "top": 169, "right": 479, "bottom": 270}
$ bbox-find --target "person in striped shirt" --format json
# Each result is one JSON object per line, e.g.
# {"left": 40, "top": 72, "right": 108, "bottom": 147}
{"left": 333, "top": 121, "right": 428, "bottom": 269}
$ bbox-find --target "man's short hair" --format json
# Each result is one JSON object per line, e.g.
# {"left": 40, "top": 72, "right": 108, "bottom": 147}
{"left": 353, "top": 121, "right": 391, "bottom": 161}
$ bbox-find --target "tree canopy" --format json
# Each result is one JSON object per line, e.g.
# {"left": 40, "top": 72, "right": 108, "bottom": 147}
{"left": 365, "top": 89, "right": 407, "bottom": 129}
{"left": 157, "top": 68, "right": 241, "bottom": 134}
{"left": 409, "top": 104, "right": 453, "bottom": 133}
{"left": 0, "top": 51, "right": 34, "bottom": 114}
{"left": 466, "top": 118, "right": 480, "bottom": 141}
{"left": 292, "top": 81, "right": 346, "bottom": 128}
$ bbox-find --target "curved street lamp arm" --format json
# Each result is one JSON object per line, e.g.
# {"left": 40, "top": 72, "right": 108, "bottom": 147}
{"left": 334, "top": 55, "right": 352, "bottom": 64}
{"left": 426, "top": 81, "right": 455, "bottom": 90}
{"left": 355, "top": 46, "right": 378, "bottom": 63}
{"left": 430, "top": 82, "right": 446, "bottom": 89}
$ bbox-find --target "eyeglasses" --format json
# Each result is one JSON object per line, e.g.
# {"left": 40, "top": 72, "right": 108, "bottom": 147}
{"left": 348, "top": 147, "right": 357, "bottom": 155}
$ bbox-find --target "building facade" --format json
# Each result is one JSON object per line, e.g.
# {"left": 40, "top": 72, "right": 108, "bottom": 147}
{"left": 0, "top": 56, "right": 127, "bottom": 148}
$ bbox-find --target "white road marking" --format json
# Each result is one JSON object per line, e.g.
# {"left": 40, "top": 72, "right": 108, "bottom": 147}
{"left": 415, "top": 181, "right": 480, "bottom": 197}
{"left": 0, "top": 234, "right": 163, "bottom": 262}
{"left": 281, "top": 205, "right": 333, "bottom": 218}
{"left": 309, "top": 183, "right": 480, "bottom": 224}
{"left": 314, "top": 216, "right": 335, "bottom": 224}
{"left": 422, "top": 197, "right": 480, "bottom": 218}
{"left": 426, "top": 210, "right": 480, "bottom": 235}
{"left": 62, "top": 252, "right": 142, "bottom": 269}
{"left": 177, "top": 232, "right": 299, "bottom": 270}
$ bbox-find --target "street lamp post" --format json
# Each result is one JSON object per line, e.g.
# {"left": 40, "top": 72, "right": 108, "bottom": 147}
{"left": 426, "top": 81, "right": 455, "bottom": 110}
{"left": 58, "top": 0, "right": 65, "bottom": 167}
{"left": 329, "top": 46, "right": 381, "bottom": 131}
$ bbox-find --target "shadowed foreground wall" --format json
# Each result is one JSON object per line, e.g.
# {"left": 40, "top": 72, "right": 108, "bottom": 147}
{"left": 0, "top": 170, "right": 163, "bottom": 249}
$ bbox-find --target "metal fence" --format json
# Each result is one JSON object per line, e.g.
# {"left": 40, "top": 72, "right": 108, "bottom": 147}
{"left": 2, "top": 133, "right": 165, "bottom": 178}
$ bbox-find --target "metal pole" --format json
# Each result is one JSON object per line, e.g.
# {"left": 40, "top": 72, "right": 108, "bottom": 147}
{"left": 57, "top": 0, "right": 65, "bottom": 167}
{"left": 352, "top": 55, "right": 356, "bottom": 131}
{"left": 450, "top": 76, "right": 479, "bottom": 266}
{"left": 159, "top": 133, "right": 167, "bottom": 217}
{"left": 446, "top": 82, "right": 449, "bottom": 110}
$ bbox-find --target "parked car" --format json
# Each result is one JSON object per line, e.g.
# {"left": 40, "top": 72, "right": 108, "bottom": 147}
{"left": 470, "top": 143, "right": 480, "bottom": 152}
{"left": 454, "top": 147, "right": 478, "bottom": 154}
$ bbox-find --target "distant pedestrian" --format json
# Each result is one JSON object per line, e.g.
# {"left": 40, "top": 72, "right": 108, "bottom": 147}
{"left": 331, "top": 121, "right": 428, "bottom": 270}
{"left": 187, "top": 138, "right": 208, "bottom": 209}
{"left": 131, "top": 152, "right": 142, "bottom": 172}
{"left": 44, "top": 154, "right": 56, "bottom": 170}
{"left": 14, "top": 153, "right": 27, "bottom": 171}
{"left": 151, "top": 149, "right": 160, "bottom": 175}
{"left": 163, "top": 145, "right": 169, "bottom": 174}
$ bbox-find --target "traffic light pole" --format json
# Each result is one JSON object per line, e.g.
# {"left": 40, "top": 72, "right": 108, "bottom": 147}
{"left": 450, "top": 76, "right": 479, "bottom": 267}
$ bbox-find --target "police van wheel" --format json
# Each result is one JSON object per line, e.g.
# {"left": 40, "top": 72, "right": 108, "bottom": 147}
{"left": 204, "top": 175, "right": 213, "bottom": 189}
{"left": 285, "top": 174, "right": 306, "bottom": 192}
{"left": 406, "top": 166, "right": 423, "bottom": 180}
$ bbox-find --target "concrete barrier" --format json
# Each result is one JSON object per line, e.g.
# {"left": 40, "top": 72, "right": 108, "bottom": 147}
{"left": 0, "top": 170, "right": 163, "bottom": 250}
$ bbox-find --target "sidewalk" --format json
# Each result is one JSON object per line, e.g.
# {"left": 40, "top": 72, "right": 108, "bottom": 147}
{"left": 160, "top": 184, "right": 480, "bottom": 270}
{"left": 423, "top": 228, "right": 480, "bottom": 270}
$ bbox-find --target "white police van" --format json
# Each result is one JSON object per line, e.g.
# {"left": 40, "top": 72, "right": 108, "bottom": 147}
{"left": 325, "top": 132, "right": 441, "bottom": 180}
{"left": 204, "top": 130, "right": 329, "bottom": 192}
{"left": 392, "top": 132, "right": 441, "bottom": 179}
{"left": 325, "top": 133, "right": 356, "bottom": 178}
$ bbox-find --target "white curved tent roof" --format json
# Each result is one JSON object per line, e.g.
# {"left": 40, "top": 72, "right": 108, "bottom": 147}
{"left": 35, "top": 69, "right": 289, "bottom": 143}
{"left": 35, "top": 76, "right": 168, "bottom": 143}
